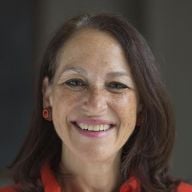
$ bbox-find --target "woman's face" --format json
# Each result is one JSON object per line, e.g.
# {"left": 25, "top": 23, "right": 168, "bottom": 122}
{"left": 43, "top": 29, "right": 139, "bottom": 162}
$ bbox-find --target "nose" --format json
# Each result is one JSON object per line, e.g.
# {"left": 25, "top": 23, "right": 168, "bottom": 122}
{"left": 81, "top": 88, "right": 108, "bottom": 115}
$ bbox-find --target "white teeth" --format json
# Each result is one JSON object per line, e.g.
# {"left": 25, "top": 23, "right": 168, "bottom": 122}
{"left": 78, "top": 123, "right": 110, "bottom": 131}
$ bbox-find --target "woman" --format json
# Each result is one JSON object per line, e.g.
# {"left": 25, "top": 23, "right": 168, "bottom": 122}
{"left": 0, "top": 13, "right": 191, "bottom": 192}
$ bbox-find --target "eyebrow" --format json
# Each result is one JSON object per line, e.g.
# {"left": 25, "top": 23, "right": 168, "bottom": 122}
{"left": 106, "top": 71, "right": 131, "bottom": 78}
{"left": 61, "top": 66, "right": 87, "bottom": 76}
{"left": 61, "top": 66, "right": 131, "bottom": 78}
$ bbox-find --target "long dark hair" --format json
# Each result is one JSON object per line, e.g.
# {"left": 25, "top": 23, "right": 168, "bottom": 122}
{"left": 10, "top": 13, "right": 178, "bottom": 192}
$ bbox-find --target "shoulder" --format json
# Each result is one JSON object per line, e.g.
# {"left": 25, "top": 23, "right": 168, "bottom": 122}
{"left": 177, "top": 182, "right": 192, "bottom": 192}
{"left": 0, "top": 186, "right": 16, "bottom": 192}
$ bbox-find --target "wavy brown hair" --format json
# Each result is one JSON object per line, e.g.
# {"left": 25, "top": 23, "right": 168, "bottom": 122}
{"left": 10, "top": 13, "right": 178, "bottom": 192}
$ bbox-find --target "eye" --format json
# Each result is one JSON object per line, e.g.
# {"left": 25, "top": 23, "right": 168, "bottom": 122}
{"left": 106, "top": 82, "right": 128, "bottom": 91}
{"left": 64, "top": 79, "right": 87, "bottom": 90}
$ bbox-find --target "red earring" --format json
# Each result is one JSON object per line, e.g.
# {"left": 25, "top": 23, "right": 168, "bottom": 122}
{"left": 42, "top": 107, "right": 52, "bottom": 121}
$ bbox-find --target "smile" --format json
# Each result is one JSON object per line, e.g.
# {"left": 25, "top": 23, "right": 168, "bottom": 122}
{"left": 71, "top": 120, "right": 115, "bottom": 138}
{"left": 77, "top": 123, "right": 111, "bottom": 132}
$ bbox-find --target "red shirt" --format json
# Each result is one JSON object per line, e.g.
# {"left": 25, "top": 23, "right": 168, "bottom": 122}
{"left": 0, "top": 165, "right": 192, "bottom": 192}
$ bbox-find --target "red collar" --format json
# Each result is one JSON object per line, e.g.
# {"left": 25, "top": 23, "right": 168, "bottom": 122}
{"left": 41, "top": 164, "right": 140, "bottom": 192}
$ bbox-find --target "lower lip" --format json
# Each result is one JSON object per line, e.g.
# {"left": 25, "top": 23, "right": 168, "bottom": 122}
{"left": 72, "top": 123, "right": 113, "bottom": 138}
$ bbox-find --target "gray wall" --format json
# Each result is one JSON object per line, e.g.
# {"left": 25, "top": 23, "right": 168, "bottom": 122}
{"left": 144, "top": 1, "right": 192, "bottom": 179}
{"left": 0, "top": 0, "right": 191, "bottom": 185}
{"left": 0, "top": 0, "right": 33, "bottom": 179}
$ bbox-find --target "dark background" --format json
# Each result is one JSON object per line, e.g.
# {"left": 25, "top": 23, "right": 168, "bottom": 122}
{"left": 0, "top": 0, "right": 191, "bottom": 185}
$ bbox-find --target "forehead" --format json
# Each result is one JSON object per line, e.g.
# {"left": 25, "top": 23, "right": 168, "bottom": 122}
{"left": 57, "top": 28, "right": 124, "bottom": 57}
{"left": 63, "top": 28, "right": 121, "bottom": 49}
{"left": 55, "top": 28, "right": 131, "bottom": 76}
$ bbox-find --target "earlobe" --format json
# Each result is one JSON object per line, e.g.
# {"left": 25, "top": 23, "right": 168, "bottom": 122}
{"left": 42, "top": 77, "right": 52, "bottom": 107}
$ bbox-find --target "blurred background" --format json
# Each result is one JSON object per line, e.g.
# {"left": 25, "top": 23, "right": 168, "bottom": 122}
{"left": 0, "top": 0, "right": 191, "bottom": 186}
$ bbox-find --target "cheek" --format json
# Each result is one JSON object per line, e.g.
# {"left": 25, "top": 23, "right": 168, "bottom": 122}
{"left": 52, "top": 89, "right": 81, "bottom": 111}
{"left": 113, "top": 93, "right": 138, "bottom": 117}
{"left": 112, "top": 93, "right": 138, "bottom": 133}
{"left": 51, "top": 89, "right": 84, "bottom": 128}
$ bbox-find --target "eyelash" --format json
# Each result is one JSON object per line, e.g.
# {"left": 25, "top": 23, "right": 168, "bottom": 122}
{"left": 65, "top": 79, "right": 87, "bottom": 88}
{"left": 64, "top": 79, "right": 129, "bottom": 91}
{"left": 106, "top": 82, "right": 128, "bottom": 90}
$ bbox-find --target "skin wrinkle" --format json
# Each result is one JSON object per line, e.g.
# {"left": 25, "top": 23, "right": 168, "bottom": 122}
{"left": 57, "top": 67, "right": 135, "bottom": 90}
{"left": 43, "top": 28, "right": 139, "bottom": 192}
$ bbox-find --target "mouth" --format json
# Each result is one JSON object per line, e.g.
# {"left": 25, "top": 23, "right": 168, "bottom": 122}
{"left": 72, "top": 121, "right": 114, "bottom": 131}
{"left": 71, "top": 121, "right": 115, "bottom": 138}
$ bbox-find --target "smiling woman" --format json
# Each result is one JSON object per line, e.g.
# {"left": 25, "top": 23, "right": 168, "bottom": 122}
{"left": 42, "top": 28, "right": 138, "bottom": 171}
{"left": 0, "top": 13, "right": 192, "bottom": 192}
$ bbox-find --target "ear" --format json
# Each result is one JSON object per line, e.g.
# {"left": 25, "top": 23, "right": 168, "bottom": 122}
{"left": 42, "top": 77, "right": 53, "bottom": 107}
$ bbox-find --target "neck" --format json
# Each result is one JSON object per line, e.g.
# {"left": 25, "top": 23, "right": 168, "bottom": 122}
{"left": 59, "top": 147, "right": 122, "bottom": 192}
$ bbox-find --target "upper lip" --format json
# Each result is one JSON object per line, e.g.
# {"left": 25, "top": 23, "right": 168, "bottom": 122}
{"left": 71, "top": 118, "right": 115, "bottom": 125}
